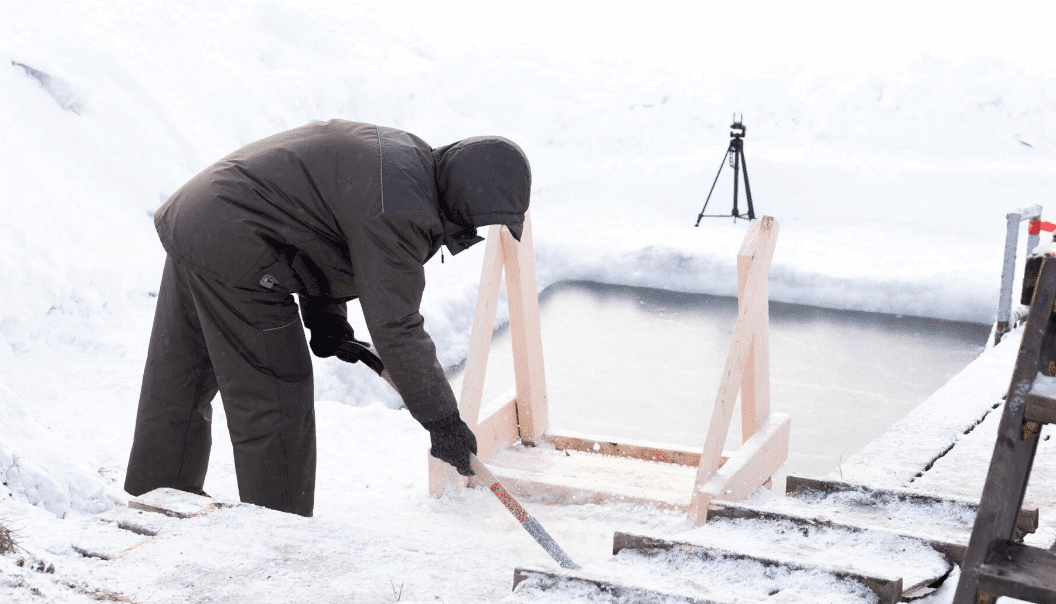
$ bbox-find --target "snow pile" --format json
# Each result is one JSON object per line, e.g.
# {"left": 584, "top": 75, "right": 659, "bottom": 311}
{"left": 0, "top": 378, "right": 116, "bottom": 517}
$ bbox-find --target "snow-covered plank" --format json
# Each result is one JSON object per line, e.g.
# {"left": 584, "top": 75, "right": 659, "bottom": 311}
{"left": 512, "top": 566, "right": 725, "bottom": 604}
{"left": 704, "top": 501, "right": 967, "bottom": 566}
{"left": 515, "top": 545, "right": 883, "bottom": 604}
{"left": 612, "top": 531, "right": 902, "bottom": 604}
{"left": 785, "top": 475, "right": 1039, "bottom": 537}
{"left": 127, "top": 488, "right": 221, "bottom": 518}
{"left": 96, "top": 505, "right": 174, "bottom": 536}
{"left": 674, "top": 512, "right": 951, "bottom": 597}
{"left": 1025, "top": 373, "right": 1056, "bottom": 423}
{"left": 65, "top": 517, "right": 151, "bottom": 560}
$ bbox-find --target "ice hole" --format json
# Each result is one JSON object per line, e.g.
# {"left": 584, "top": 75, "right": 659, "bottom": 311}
{"left": 448, "top": 280, "right": 989, "bottom": 480}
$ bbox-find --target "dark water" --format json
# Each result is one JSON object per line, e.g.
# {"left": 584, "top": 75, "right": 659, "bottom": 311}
{"left": 449, "top": 280, "right": 990, "bottom": 478}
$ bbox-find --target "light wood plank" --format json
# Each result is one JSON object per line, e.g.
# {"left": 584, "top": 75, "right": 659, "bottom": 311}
{"left": 503, "top": 211, "right": 549, "bottom": 443}
{"left": 428, "top": 450, "right": 468, "bottom": 497}
{"left": 738, "top": 221, "right": 772, "bottom": 442}
{"left": 689, "top": 412, "right": 790, "bottom": 524}
{"left": 474, "top": 395, "right": 521, "bottom": 463}
{"left": 458, "top": 225, "right": 505, "bottom": 428}
{"left": 545, "top": 429, "right": 708, "bottom": 467}
{"left": 738, "top": 223, "right": 761, "bottom": 442}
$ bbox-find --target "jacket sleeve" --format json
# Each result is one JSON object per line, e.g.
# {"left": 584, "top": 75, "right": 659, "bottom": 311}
{"left": 347, "top": 211, "right": 458, "bottom": 425}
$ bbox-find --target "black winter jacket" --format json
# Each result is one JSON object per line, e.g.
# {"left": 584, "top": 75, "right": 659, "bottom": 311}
{"left": 154, "top": 120, "right": 531, "bottom": 424}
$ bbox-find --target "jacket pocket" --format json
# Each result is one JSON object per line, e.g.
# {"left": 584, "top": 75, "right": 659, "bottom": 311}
{"left": 251, "top": 246, "right": 306, "bottom": 294}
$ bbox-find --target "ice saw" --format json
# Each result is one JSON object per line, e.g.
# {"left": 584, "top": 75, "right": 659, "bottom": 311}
{"left": 336, "top": 337, "right": 580, "bottom": 570}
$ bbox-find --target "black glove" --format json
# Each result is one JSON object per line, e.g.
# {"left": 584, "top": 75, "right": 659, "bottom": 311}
{"left": 333, "top": 339, "right": 386, "bottom": 376}
{"left": 422, "top": 413, "right": 478, "bottom": 476}
{"left": 305, "top": 313, "right": 356, "bottom": 359}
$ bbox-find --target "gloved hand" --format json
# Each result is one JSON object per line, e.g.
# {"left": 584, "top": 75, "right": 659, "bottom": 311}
{"left": 333, "top": 338, "right": 386, "bottom": 376}
{"left": 421, "top": 413, "right": 478, "bottom": 476}
{"left": 305, "top": 313, "right": 356, "bottom": 359}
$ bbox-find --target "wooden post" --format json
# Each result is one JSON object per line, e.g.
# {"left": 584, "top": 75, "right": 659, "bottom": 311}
{"left": 458, "top": 225, "right": 506, "bottom": 429}
{"left": 738, "top": 224, "right": 771, "bottom": 442}
{"left": 503, "top": 210, "right": 549, "bottom": 444}
{"left": 688, "top": 217, "right": 781, "bottom": 524}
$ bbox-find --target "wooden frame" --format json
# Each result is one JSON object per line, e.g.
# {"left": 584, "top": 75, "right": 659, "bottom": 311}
{"left": 430, "top": 214, "right": 789, "bottom": 527}
{"left": 688, "top": 216, "right": 790, "bottom": 524}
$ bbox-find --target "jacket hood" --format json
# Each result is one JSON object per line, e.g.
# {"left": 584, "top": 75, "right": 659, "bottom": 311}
{"left": 432, "top": 136, "right": 531, "bottom": 255}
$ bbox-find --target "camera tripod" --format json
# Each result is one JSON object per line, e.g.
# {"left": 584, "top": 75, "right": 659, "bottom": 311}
{"left": 695, "top": 114, "right": 756, "bottom": 224}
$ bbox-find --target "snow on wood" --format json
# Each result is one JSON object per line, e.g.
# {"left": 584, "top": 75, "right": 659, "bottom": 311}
{"left": 95, "top": 505, "right": 173, "bottom": 537}
{"left": 515, "top": 546, "right": 883, "bottom": 604}
{"left": 126, "top": 488, "right": 220, "bottom": 519}
{"left": 513, "top": 565, "right": 724, "bottom": 604}
{"left": 784, "top": 475, "right": 1039, "bottom": 538}
{"left": 676, "top": 514, "right": 950, "bottom": 596}
{"left": 611, "top": 531, "right": 902, "bottom": 604}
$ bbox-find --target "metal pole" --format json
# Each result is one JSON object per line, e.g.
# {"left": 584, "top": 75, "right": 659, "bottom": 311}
{"left": 995, "top": 205, "right": 1044, "bottom": 345}
{"left": 996, "top": 212, "right": 1023, "bottom": 345}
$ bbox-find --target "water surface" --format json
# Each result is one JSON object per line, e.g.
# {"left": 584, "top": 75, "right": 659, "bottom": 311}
{"left": 449, "top": 281, "right": 990, "bottom": 478}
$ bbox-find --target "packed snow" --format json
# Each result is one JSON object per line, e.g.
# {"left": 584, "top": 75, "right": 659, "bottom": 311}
{"left": 2, "top": 0, "right": 1055, "bottom": 602}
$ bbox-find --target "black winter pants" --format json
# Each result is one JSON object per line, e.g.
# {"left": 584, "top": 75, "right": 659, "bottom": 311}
{"left": 125, "top": 256, "right": 316, "bottom": 517}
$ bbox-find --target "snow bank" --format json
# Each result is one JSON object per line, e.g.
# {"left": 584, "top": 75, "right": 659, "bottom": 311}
{"left": 0, "top": 377, "right": 117, "bottom": 517}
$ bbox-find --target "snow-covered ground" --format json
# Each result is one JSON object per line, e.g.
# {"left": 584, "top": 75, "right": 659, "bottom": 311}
{"left": 1, "top": 1, "right": 1055, "bottom": 602}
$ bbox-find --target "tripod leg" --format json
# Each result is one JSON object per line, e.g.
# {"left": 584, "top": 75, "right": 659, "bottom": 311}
{"left": 731, "top": 143, "right": 741, "bottom": 218}
{"left": 696, "top": 147, "right": 732, "bottom": 226}
{"left": 739, "top": 148, "right": 756, "bottom": 220}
